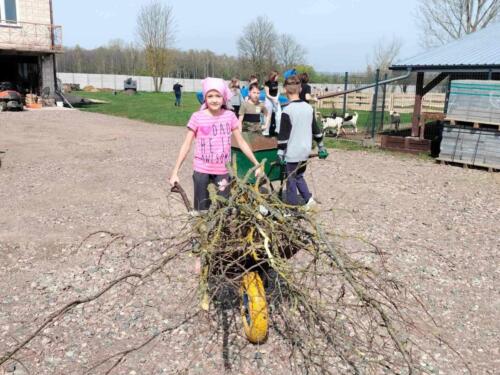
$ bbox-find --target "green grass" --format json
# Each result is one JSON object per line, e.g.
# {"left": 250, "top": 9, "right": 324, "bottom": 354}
{"left": 78, "top": 91, "right": 200, "bottom": 126}
{"left": 76, "top": 91, "right": 433, "bottom": 161}
{"left": 323, "top": 138, "right": 367, "bottom": 151}
{"left": 77, "top": 91, "right": 414, "bottom": 131}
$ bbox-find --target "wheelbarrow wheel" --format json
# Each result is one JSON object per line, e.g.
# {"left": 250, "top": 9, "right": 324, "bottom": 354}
{"left": 240, "top": 272, "right": 268, "bottom": 344}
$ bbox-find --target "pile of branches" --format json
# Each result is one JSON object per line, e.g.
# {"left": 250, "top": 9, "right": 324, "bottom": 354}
{"left": 1, "top": 166, "right": 448, "bottom": 374}
{"left": 184, "top": 168, "right": 434, "bottom": 374}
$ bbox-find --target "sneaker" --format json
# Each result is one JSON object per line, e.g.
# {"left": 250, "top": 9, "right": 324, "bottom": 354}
{"left": 262, "top": 130, "right": 270, "bottom": 136}
{"left": 305, "top": 197, "right": 318, "bottom": 211}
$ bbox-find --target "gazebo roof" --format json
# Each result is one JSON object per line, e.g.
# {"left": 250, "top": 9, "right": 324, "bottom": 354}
{"left": 391, "top": 22, "right": 500, "bottom": 72}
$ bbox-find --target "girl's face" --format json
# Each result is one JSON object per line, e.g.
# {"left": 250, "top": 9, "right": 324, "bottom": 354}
{"left": 205, "top": 90, "right": 223, "bottom": 112}
{"left": 249, "top": 87, "right": 260, "bottom": 103}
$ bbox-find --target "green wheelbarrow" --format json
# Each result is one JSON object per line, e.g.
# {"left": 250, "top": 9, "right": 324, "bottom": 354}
{"left": 231, "top": 132, "right": 283, "bottom": 189}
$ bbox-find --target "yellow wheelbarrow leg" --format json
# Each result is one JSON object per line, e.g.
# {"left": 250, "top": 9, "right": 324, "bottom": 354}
{"left": 240, "top": 272, "right": 268, "bottom": 344}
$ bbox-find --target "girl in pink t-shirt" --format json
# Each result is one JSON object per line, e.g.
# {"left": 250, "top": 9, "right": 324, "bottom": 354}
{"left": 169, "top": 77, "right": 261, "bottom": 211}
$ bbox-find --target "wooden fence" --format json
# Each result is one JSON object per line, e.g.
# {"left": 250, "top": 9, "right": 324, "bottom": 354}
{"left": 317, "top": 92, "right": 446, "bottom": 114}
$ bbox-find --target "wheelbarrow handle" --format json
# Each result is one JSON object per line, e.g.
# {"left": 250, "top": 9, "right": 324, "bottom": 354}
{"left": 269, "top": 153, "right": 318, "bottom": 166}
{"left": 170, "top": 182, "right": 193, "bottom": 213}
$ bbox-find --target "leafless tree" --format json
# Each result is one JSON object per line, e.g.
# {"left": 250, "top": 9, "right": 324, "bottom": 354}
{"left": 237, "top": 16, "right": 278, "bottom": 80}
{"left": 371, "top": 37, "right": 403, "bottom": 74}
{"left": 136, "top": 0, "right": 175, "bottom": 91}
{"left": 276, "top": 33, "right": 307, "bottom": 69}
{"left": 416, "top": 0, "right": 500, "bottom": 47}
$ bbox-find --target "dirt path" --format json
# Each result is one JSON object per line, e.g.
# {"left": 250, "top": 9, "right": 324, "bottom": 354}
{"left": 0, "top": 110, "right": 498, "bottom": 374}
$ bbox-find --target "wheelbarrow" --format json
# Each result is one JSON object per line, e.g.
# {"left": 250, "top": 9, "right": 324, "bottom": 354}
{"left": 171, "top": 181, "right": 271, "bottom": 344}
{"left": 231, "top": 132, "right": 286, "bottom": 197}
{"left": 170, "top": 136, "right": 325, "bottom": 344}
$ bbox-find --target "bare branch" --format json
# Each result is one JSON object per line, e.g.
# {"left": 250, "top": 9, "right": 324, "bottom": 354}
{"left": 237, "top": 16, "right": 278, "bottom": 80}
{"left": 0, "top": 273, "right": 142, "bottom": 366}
{"left": 370, "top": 36, "right": 403, "bottom": 74}
{"left": 136, "top": 0, "right": 175, "bottom": 91}
{"left": 276, "top": 33, "right": 307, "bottom": 69}
{"left": 416, "top": 0, "right": 500, "bottom": 47}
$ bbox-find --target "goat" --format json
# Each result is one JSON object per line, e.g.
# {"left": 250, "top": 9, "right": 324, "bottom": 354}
{"left": 341, "top": 112, "right": 358, "bottom": 134}
{"left": 390, "top": 110, "right": 400, "bottom": 131}
{"left": 320, "top": 111, "right": 358, "bottom": 137}
{"left": 321, "top": 112, "right": 344, "bottom": 137}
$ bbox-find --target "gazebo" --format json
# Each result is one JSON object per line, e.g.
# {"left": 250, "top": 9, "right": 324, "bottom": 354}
{"left": 390, "top": 22, "right": 500, "bottom": 138}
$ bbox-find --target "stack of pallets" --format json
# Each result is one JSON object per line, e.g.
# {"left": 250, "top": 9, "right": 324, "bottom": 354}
{"left": 438, "top": 80, "right": 500, "bottom": 170}
{"left": 439, "top": 126, "right": 500, "bottom": 170}
{"left": 446, "top": 80, "right": 500, "bottom": 127}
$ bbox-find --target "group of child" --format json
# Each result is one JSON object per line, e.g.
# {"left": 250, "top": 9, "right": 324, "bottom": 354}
{"left": 169, "top": 71, "right": 327, "bottom": 213}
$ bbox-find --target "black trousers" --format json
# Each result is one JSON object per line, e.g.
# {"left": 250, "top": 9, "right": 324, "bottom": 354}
{"left": 231, "top": 106, "right": 240, "bottom": 116}
{"left": 192, "top": 171, "right": 231, "bottom": 211}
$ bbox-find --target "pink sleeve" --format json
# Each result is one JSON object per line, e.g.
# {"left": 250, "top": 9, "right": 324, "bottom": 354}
{"left": 187, "top": 112, "right": 198, "bottom": 133}
{"left": 229, "top": 111, "right": 239, "bottom": 131}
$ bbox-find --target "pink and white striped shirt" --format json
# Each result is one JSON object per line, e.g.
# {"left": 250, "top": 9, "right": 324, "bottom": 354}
{"left": 187, "top": 109, "right": 239, "bottom": 175}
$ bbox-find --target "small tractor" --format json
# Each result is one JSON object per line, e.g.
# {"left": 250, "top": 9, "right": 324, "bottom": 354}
{"left": 0, "top": 82, "right": 23, "bottom": 111}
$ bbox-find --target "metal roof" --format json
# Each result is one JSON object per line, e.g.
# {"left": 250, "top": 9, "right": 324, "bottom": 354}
{"left": 391, "top": 22, "right": 500, "bottom": 71}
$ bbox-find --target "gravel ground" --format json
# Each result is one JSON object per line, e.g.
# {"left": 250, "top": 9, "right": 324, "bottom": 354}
{"left": 0, "top": 110, "right": 499, "bottom": 374}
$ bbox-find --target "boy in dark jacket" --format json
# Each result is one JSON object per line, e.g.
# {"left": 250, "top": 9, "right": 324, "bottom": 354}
{"left": 277, "top": 75, "right": 328, "bottom": 208}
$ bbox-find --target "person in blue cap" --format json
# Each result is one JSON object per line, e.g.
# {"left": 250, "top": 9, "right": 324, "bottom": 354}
{"left": 283, "top": 68, "right": 297, "bottom": 80}
{"left": 240, "top": 75, "right": 258, "bottom": 100}
{"left": 196, "top": 91, "right": 204, "bottom": 105}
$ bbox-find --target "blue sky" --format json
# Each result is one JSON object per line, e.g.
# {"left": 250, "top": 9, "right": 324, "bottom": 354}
{"left": 53, "top": 0, "right": 423, "bottom": 72}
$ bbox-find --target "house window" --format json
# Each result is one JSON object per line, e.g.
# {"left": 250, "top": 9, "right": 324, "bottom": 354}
{"left": 0, "top": 0, "right": 18, "bottom": 23}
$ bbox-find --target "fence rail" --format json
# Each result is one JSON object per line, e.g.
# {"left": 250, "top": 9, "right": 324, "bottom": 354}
{"left": 58, "top": 72, "right": 420, "bottom": 94}
{"left": 318, "top": 92, "right": 446, "bottom": 114}
{"left": 0, "top": 21, "right": 62, "bottom": 52}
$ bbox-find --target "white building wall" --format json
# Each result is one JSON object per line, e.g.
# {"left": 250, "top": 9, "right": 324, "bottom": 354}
{"left": 58, "top": 73, "right": 206, "bottom": 93}
{"left": 0, "top": 0, "right": 54, "bottom": 52}
{"left": 17, "top": 0, "right": 51, "bottom": 24}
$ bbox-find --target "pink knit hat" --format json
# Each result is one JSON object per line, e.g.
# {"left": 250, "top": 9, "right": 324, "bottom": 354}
{"left": 201, "top": 77, "right": 233, "bottom": 109}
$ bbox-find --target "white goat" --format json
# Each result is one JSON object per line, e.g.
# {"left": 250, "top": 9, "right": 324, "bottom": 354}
{"left": 341, "top": 112, "right": 359, "bottom": 134}
{"left": 321, "top": 115, "right": 344, "bottom": 137}
{"left": 321, "top": 112, "right": 358, "bottom": 137}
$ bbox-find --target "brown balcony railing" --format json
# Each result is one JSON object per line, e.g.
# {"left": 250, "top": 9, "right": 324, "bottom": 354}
{"left": 0, "top": 21, "right": 62, "bottom": 52}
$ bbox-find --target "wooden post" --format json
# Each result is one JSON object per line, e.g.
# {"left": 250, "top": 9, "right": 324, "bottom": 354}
{"left": 411, "top": 72, "right": 424, "bottom": 137}
{"left": 342, "top": 72, "right": 348, "bottom": 116}
{"left": 444, "top": 74, "right": 452, "bottom": 114}
{"left": 379, "top": 73, "right": 388, "bottom": 132}
{"left": 371, "top": 69, "right": 380, "bottom": 139}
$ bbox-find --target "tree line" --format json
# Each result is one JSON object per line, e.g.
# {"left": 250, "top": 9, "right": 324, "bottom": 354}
{"left": 56, "top": 42, "right": 358, "bottom": 84}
